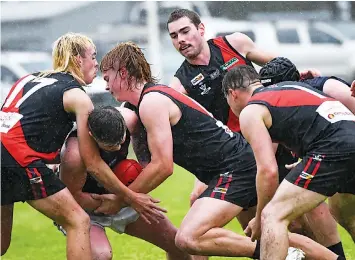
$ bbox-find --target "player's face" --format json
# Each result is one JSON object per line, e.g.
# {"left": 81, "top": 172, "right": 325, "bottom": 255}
{"left": 96, "top": 132, "right": 126, "bottom": 152}
{"left": 225, "top": 89, "right": 245, "bottom": 117}
{"left": 102, "top": 68, "right": 127, "bottom": 101}
{"left": 80, "top": 45, "right": 98, "bottom": 84}
{"left": 168, "top": 17, "right": 205, "bottom": 59}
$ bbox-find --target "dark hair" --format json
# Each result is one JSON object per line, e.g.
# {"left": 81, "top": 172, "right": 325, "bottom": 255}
{"left": 222, "top": 65, "right": 260, "bottom": 97}
{"left": 100, "top": 41, "right": 158, "bottom": 90}
{"left": 167, "top": 9, "right": 201, "bottom": 29}
{"left": 88, "top": 106, "right": 127, "bottom": 146}
{"left": 259, "top": 57, "right": 300, "bottom": 86}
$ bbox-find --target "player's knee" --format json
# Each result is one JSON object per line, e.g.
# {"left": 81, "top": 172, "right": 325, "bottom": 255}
{"left": 261, "top": 202, "right": 288, "bottom": 227}
{"left": 62, "top": 208, "right": 90, "bottom": 231}
{"left": 92, "top": 246, "right": 112, "bottom": 260}
{"left": 175, "top": 230, "right": 200, "bottom": 255}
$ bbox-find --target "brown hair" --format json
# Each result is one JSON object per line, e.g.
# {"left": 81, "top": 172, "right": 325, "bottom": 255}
{"left": 39, "top": 32, "right": 95, "bottom": 85}
{"left": 100, "top": 41, "right": 158, "bottom": 90}
{"left": 167, "top": 9, "right": 201, "bottom": 29}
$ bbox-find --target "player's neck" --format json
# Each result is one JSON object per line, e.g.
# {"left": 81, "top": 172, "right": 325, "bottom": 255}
{"left": 128, "top": 81, "right": 147, "bottom": 107}
{"left": 187, "top": 41, "right": 210, "bottom": 66}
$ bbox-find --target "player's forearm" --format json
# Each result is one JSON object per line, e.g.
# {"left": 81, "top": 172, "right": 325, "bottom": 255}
{"left": 87, "top": 159, "right": 135, "bottom": 199}
{"left": 255, "top": 169, "right": 278, "bottom": 220}
{"left": 128, "top": 161, "right": 172, "bottom": 194}
{"left": 73, "top": 191, "right": 102, "bottom": 211}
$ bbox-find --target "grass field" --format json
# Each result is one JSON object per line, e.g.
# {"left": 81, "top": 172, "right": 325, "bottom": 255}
{"left": 2, "top": 164, "right": 355, "bottom": 260}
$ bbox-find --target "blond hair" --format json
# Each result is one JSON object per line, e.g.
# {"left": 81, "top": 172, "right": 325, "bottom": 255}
{"left": 100, "top": 41, "right": 158, "bottom": 90}
{"left": 40, "top": 32, "right": 95, "bottom": 85}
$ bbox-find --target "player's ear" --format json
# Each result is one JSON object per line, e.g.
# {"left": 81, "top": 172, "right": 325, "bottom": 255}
{"left": 198, "top": 23, "right": 205, "bottom": 37}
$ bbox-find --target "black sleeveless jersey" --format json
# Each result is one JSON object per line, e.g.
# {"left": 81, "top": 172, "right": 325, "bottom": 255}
{"left": 82, "top": 130, "right": 130, "bottom": 194}
{"left": 301, "top": 76, "right": 350, "bottom": 92}
{"left": 175, "top": 36, "right": 254, "bottom": 131}
{"left": 138, "top": 83, "right": 255, "bottom": 184}
{"left": 1, "top": 72, "right": 84, "bottom": 167}
{"left": 248, "top": 81, "right": 355, "bottom": 157}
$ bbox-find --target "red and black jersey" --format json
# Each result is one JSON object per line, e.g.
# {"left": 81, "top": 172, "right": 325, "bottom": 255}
{"left": 248, "top": 81, "right": 355, "bottom": 157}
{"left": 174, "top": 36, "right": 254, "bottom": 132}
{"left": 1, "top": 72, "right": 84, "bottom": 167}
{"left": 138, "top": 83, "right": 255, "bottom": 184}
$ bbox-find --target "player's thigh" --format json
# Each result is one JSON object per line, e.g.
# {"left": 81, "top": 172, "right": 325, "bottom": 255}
{"left": 90, "top": 224, "right": 112, "bottom": 260}
{"left": 263, "top": 179, "right": 327, "bottom": 223}
{"left": 1, "top": 204, "right": 14, "bottom": 253}
{"left": 179, "top": 197, "right": 243, "bottom": 236}
{"left": 236, "top": 206, "right": 256, "bottom": 230}
{"left": 329, "top": 193, "right": 355, "bottom": 225}
{"left": 27, "top": 187, "right": 88, "bottom": 227}
{"left": 60, "top": 135, "right": 85, "bottom": 173}
{"left": 125, "top": 215, "right": 179, "bottom": 251}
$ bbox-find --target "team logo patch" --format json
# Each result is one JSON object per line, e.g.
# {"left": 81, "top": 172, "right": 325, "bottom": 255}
{"left": 220, "top": 57, "right": 239, "bottom": 71}
{"left": 191, "top": 73, "right": 205, "bottom": 86}
{"left": 213, "top": 187, "right": 228, "bottom": 194}
{"left": 299, "top": 171, "right": 314, "bottom": 180}
{"left": 199, "top": 83, "right": 211, "bottom": 95}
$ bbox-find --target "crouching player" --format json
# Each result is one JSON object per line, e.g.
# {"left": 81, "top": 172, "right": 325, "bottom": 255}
{"left": 56, "top": 105, "right": 197, "bottom": 260}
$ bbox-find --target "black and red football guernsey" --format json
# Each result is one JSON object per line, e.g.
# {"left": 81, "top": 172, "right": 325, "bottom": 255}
{"left": 247, "top": 81, "right": 355, "bottom": 157}
{"left": 1, "top": 72, "right": 84, "bottom": 167}
{"left": 138, "top": 83, "right": 256, "bottom": 184}
{"left": 175, "top": 36, "right": 254, "bottom": 131}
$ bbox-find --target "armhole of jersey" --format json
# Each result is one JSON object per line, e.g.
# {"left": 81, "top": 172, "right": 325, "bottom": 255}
{"left": 221, "top": 36, "right": 254, "bottom": 67}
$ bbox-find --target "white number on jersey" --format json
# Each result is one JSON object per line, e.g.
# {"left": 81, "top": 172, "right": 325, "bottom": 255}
{"left": 216, "top": 120, "right": 234, "bottom": 137}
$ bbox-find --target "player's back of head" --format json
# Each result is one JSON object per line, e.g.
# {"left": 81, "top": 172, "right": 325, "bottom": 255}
{"left": 259, "top": 57, "right": 300, "bottom": 86}
{"left": 88, "top": 106, "right": 127, "bottom": 147}
{"left": 222, "top": 65, "right": 260, "bottom": 95}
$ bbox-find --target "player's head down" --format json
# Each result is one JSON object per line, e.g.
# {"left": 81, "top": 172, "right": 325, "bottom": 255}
{"left": 167, "top": 9, "right": 205, "bottom": 59}
{"left": 222, "top": 65, "right": 260, "bottom": 116}
{"left": 100, "top": 42, "right": 157, "bottom": 101}
{"left": 51, "top": 32, "right": 98, "bottom": 85}
{"left": 88, "top": 106, "right": 127, "bottom": 152}
{"left": 259, "top": 57, "right": 300, "bottom": 86}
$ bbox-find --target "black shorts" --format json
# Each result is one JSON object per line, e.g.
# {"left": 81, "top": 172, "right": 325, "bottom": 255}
{"left": 199, "top": 168, "right": 257, "bottom": 210}
{"left": 1, "top": 144, "right": 66, "bottom": 205}
{"left": 285, "top": 152, "right": 355, "bottom": 196}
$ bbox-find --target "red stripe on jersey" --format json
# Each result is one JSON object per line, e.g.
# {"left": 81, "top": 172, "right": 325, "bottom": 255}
{"left": 294, "top": 157, "right": 313, "bottom": 185}
{"left": 221, "top": 174, "right": 233, "bottom": 200}
{"left": 33, "top": 168, "right": 48, "bottom": 198}
{"left": 226, "top": 109, "right": 240, "bottom": 132}
{"left": 210, "top": 175, "right": 224, "bottom": 198}
{"left": 143, "top": 86, "right": 211, "bottom": 117}
{"left": 250, "top": 89, "right": 333, "bottom": 107}
{"left": 212, "top": 37, "right": 248, "bottom": 69}
{"left": 304, "top": 160, "right": 321, "bottom": 189}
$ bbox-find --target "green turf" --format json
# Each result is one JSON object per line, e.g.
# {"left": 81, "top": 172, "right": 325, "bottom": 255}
{"left": 2, "top": 164, "right": 354, "bottom": 260}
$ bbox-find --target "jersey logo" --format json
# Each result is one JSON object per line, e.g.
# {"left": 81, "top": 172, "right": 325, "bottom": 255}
{"left": 0, "top": 111, "right": 23, "bottom": 133}
{"left": 220, "top": 57, "right": 239, "bottom": 71}
{"left": 191, "top": 73, "right": 204, "bottom": 86}
{"left": 317, "top": 100, "right": 355, "bottom": 124}
{"left": 199, "top": 83, "right": 211, "bottom": 95}
{"left": 209, "top": 69, "right": 221, "bottom": 80}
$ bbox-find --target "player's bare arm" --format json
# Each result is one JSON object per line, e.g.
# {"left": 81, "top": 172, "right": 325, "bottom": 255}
{"left": 226, "top": 32, "right": 320, "bottom": 77}
{"left": 128, "top": 93, "right": 175, "bottom": 194}
{"left": 169, "top": 76, "right": 188, "bottom": 94}
{"left": 226, "top": 32, "right": 276, "bottom": 66}
{"left": 64, "top": 88, "right": 166, "bottom": 221}
{"left": 239, "top": 104, "right": 279, "bottom": 241}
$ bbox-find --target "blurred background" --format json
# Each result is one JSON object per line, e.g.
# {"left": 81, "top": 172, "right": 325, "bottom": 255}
{"left": 1, "top": 1, "right": 355, "bottom": 104}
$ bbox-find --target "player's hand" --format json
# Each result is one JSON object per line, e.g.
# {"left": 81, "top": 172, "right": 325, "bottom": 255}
{"left": 350, "top": 80, "right": 355, "bottom": 97}
{"left": 91, "top": 193, "right": 123, "bottom": 215}
{"left": 244, "top": 217, "right": 261, "bottom": 242}
{"left": 125, "top": 192, "right": 167, "bottom": 224}
{"left": 299, "top": 69, "right": 321, "bottom": 80}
